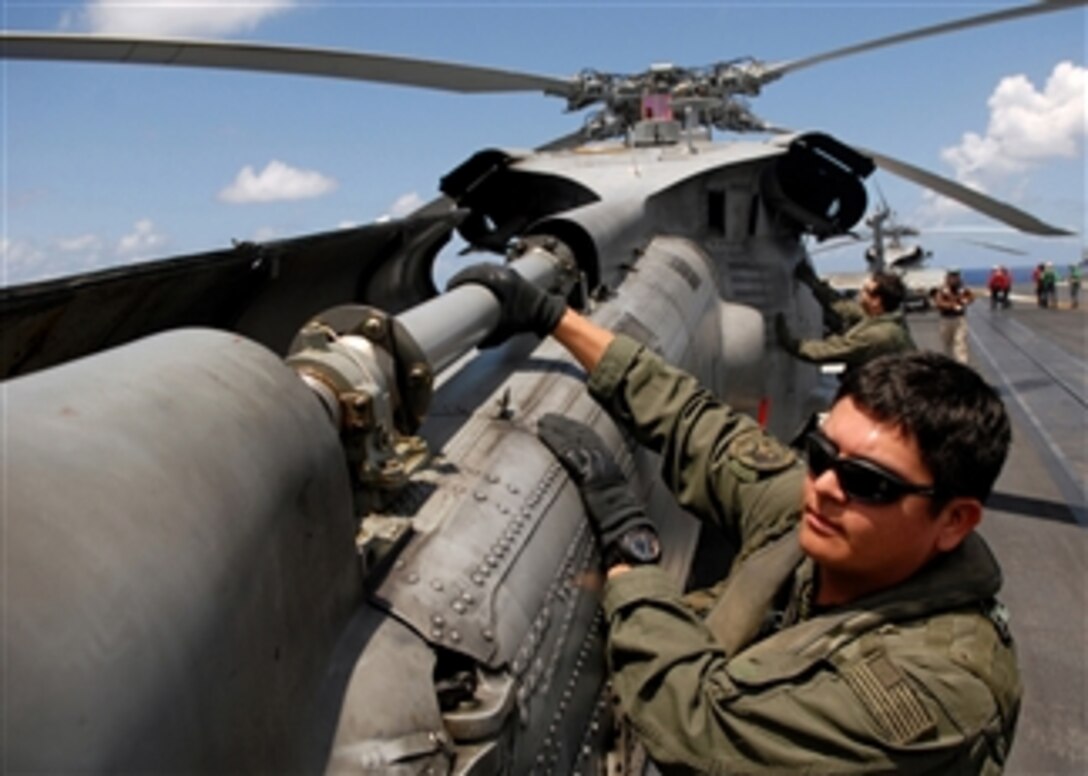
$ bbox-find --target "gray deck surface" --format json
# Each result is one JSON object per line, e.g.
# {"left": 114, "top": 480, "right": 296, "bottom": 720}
{"left": 907, "top": 288, "right": 1086, "bottom": 774}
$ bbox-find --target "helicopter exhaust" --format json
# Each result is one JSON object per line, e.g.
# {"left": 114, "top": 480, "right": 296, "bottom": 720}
{"left": 763, "top": 133, "right": 874, "bottom": 238}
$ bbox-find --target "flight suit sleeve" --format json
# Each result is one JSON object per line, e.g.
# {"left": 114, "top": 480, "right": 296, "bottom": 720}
{"left": 791, "top": 325, "right": 882, "bottom": 367}
{"left": 806, "top": 276, "right": 843, "bottom": 312}
{"left": 806, "top": 280, "right": 861, "bottom": 333}
{"left": 601, "top": 569, "right": 1010, "bottom": 774}
{"left": 587, "top": 335, "right": 800, "bottom": 544}
{"left": 829, "top": 298, "right": 864, "bottom": 330}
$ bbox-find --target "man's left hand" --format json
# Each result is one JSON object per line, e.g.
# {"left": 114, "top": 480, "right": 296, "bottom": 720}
{"left": 537, "top": 414, "right": 657, "bottom": 566}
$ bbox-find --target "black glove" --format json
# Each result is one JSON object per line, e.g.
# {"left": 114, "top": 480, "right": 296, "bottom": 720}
{"left": 794, "top": 260, "right": 819, "bottom": 287}
{"left": 775, "top": 313, "right": 799, "bottom": 353}
{"left": 537, "top": 414, "right": 656, "bottom": 562}
{"left": 447, "top": 263, "right": 567, "bottom": 348}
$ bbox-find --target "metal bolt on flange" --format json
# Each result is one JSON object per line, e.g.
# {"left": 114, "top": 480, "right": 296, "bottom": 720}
{"left": 362, "top": 317, "right": 384, "bottom": 340}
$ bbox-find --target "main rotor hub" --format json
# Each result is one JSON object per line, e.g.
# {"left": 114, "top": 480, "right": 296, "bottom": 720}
{"left": 567, "top": 59, "right": 777, "bottom": 140}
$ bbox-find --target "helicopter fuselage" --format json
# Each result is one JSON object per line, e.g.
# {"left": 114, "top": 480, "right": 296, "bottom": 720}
{"left": 5, "top": 129, "right": 872, "bottom": 772}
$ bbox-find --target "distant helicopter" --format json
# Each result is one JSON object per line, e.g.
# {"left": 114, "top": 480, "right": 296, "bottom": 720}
{"left": 804, "top": 201, "right": 934, "bottom": 307}
{"left": 813, "top": 195, "right": 1037, "bottom": 311}
{"left": 862, "top": 204, "right": 1031, "bottom": 272}
{"left": 862, "top": 208, "right": 945, "bottom": 312}
{"left": 1, "top": 3, "right": 1083, "bottom": 773}
{"left": 862, "top": 205, "right": 930, "bottom": 273}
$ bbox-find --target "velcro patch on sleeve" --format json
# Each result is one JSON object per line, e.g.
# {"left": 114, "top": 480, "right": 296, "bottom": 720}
{"left": 841, "top": 651, "right": 937, "bottom": 745}
{"left": 727, "top": 429, "right": 796, "bottom": 476}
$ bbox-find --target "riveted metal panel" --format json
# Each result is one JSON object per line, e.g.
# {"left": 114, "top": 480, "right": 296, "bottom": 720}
{"left": 364, "top": 237, "right": 722, "bottom": 772}
{"left": 374, "top": 426, "right": 595, "bottom": 665}
{"left": 321, "top": 605, "right": 451, "bottom": 774}
{"left": 373, "top": 237, "right": 720, "bottom": 666}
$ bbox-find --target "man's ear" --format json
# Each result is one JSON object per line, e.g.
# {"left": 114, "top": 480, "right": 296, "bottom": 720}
{"left": 935, "top": 498, "right": 983, "bottom": 552}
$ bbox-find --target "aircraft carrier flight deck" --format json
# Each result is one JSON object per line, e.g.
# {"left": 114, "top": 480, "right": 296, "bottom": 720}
{"left": 908, "top": 289, "right": 1086, "bottom": 774}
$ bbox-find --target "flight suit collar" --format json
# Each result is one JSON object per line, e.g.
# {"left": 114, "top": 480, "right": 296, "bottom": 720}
{"left": 726, "top": 532, "right": 1003, "bottom": 684}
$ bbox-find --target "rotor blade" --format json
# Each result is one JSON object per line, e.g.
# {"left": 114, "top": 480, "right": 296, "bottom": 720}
{"left": 807, "top": 234, "right": 864, "bottom": 255}
{"left": 0, "top": 32, "right": 576, "bottom": 96}
{"left": 962, "top": 239, "right": 1029, "bottom": 257}
{"left": 0, "top": 212, "right": 461, "bottom": 380}
{"left": 855, "top": 146, "right": 1074, "bottom": 236}
{"left": 763, "top": 1, "right": 1087, "bottom": 79}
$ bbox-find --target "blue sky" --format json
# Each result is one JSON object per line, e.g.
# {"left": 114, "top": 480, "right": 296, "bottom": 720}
{"left": 2, "top": 1, "right": 1085, "bottom": 287}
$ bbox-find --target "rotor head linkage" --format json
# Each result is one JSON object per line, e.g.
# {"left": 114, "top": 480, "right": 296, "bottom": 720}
{"left": 285, "top": 241, "right": 578, "bottom": 511}
{"left": 565, "top": 59, "right": 778, "bottom": 138}
{"left": 287, "top": 306, "right": 432, "bottom": 511}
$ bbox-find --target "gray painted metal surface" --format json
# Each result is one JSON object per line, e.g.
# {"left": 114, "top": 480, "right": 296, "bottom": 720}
{"left": 339, "top": 237, "right": 732, "bottom": 772}
{"left": 321, "top": 606, "right": 452, "bottom": 774}
{"left": 454, "top": 136, "right": 833, "bottom": 439}
{"left": 4, "top": 329, "right": 361, "bottom": 772}
{"left": 397, "top": 248, "right": 565, "bottom": 375}
{"left": 514, "top": 139, "right": 786, "bottom": 203}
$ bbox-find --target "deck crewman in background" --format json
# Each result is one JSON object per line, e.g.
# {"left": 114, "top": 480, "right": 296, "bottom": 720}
{"left": 934, "top": 267, "right": 975, "bottom": 364}
{"left": 988, "top": 265, "right": 1012, "bottom": 310}
{"left": 776, "top": 262, "right": 915, "bottom": 370}
{"left": 1041, "top": 263, "right": 1058, "bottom": 309}
{"left": 450, "top": 262, "right": 1020, "bottom": 775}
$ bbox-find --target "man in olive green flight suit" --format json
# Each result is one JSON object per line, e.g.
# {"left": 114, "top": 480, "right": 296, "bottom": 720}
{"left": 450, "top": 263, "right": 1020, "bottom": 774}
{"left": 776, "top": 264, "right": 916, "bottom": 368}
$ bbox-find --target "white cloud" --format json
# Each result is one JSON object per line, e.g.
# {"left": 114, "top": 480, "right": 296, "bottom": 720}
{"left": 913, "top": 198, "right": 954, "bottom": 225}
{"left": 2, "top": 234, "right": 107, "bottom": 286}
{"left": 70, "top": 0, "right": 298, "bottom": 37}
{"left": 250, "top": 226, "right": 281, "bottom": 243}
{"left": 219, "top": 160, "right": 338, "bottom": 204}
{"left": 1, "top": 220, "right": 172, "bottom": 286}
{"left": 117, "top": 218, "right": 167, "bottom": 257}
{"left": 941, "top": 61, "right": 1086, "bottom": 189}
{"left": 386, "top": 192, "right": 426, "bottom": 218}
{"left": 57, "top": 233, "right": 106, "bottom": 255}
{"left": 914, "top": 61, "right": 1085, "bottom": 228}
{"left": 1, "top": 238, "right": 47, "bottom": 285}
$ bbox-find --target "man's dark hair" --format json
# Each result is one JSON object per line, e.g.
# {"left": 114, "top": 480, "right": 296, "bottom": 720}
{"left": 835, "top": 351, "right": 1010, "bottom": 504}
{"left": 870, "top": 272, "right": 906, "bottom": 312}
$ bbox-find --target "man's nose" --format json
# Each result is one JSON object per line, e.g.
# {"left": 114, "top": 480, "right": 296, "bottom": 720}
{"left": 810, "top": 467, "right": 847, "bottom": 503}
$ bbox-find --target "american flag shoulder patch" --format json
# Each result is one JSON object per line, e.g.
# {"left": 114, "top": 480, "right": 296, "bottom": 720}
{"left": 841, "top": 651, "right": 937, "bottom": 745}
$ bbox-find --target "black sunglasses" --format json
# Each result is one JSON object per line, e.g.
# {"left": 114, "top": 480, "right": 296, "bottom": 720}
{"left": 804, "top": 429, "right": 937, "bottom": 504}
